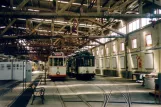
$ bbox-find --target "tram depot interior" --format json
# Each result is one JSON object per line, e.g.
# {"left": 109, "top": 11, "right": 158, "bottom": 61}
{"left": 1, "top": 0, "right": 161, "bottom": 107}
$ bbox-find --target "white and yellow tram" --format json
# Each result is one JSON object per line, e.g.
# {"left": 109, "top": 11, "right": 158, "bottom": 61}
{"left": 48, "top": 52, "right": 67, "bottom": 79}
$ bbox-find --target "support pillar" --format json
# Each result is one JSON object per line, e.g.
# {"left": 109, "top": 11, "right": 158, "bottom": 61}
{"left": 125, "top": 35, "right": 129, "bottom": 79}
{"left": 97, "top": 0, "right": 101, "bottom": 13}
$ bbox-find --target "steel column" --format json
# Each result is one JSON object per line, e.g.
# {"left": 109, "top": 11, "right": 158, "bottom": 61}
{"left": 97, "top": 0, "right": 101, "bottom": 13}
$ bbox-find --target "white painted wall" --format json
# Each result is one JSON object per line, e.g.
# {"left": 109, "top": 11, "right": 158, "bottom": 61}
{"left": 0, "top": 62, "right": 12, "bottom": 80}
{"left": 91, "top": 21, "right": 161, "bottom": 77}
{"left": 0, "top": 61, "right": 32, "bottom": 81}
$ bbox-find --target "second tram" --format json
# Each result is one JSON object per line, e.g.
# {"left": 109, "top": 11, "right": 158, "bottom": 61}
{"left": 67, "top": 51, "right": 95, "bottom": 80}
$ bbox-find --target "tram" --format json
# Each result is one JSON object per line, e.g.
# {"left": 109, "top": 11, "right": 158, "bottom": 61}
{"left": 67, "top": 51, "right": 95, "bottom": 80}
{"left": 48, "top": 52, "right": 67, "bottom": 79}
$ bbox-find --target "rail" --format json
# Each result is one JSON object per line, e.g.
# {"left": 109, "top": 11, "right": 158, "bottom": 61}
{"left": 112, "top": 81, "right": 131, "bottom": 107}
{"left": 63, "top": 81, "right": 92, "bottom": 107}
{"left": 85, "top": 81, "right": 131, "bottom": 107}
{"left": 91, "top": 83, "right": 112, "bottom": 107}
{"left": 53, "top": 82, "right": 67, "bottom": 107}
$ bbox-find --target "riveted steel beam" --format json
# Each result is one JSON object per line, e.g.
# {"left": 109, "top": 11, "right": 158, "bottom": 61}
{"left": 29, "top": 20, "right": 45, "bottom": 35}
{"left": 88, "top": 19, "right": 126, "bottom": 37}
{"left": 0, "top": 12, "right": 160, "bottom": 18}
{"left": 0, "top": 35, "right": 123, "bottom": 40}
{"left": 57, "top": 0, "right": 75, "bottom": 13}
{"left": 1, "top": 0, "right": 30, "bottom": 35}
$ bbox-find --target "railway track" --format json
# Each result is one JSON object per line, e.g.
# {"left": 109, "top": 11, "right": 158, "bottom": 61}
{"left": 111, "top": 81, "right": 132, "bottom": 107}
{"left": 84, "top": 81, "right": 112, "bottom": 107}
{"left": 63, "top": 81, "right": 92, "bottom": 107}
{"left": 85, "top": 81, "right": 131, "bottom": 107}
{"left": 53, "top": 82, "right": 67, "bottom": 107}
{"left": 54, "top": 81, "right": 92, "bottom": 107}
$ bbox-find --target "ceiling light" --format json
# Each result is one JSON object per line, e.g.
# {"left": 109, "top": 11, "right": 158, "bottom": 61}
{"left": 1, "top": 5, "right": 6, "bottom": 7}
{"left": 17, "top": 18, "right": 26, "bottom": 21}
{"left": 0, "top": 26, "right": 6, "bottom": 29}
{"left": 28, "top": 9, "right": 39, "bottom": 12}
{"left": 13, "top": 7, "right": 16, "bottom": 9}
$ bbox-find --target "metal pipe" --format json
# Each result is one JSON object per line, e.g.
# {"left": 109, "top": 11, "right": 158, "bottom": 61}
{"left": 0, "top": 12, "right": 160, "bottom": 18}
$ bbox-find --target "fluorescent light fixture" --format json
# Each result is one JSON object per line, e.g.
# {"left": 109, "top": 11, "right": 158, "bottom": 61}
{"left": 18, "top": 27, "right": 28, "bottom": 30}
{"left": 0, "top": 26, "right": 6, "bottom": 29}
{"left": 36, "top": 29, "right": 51, "bottom": 32}
{"left": 13, "top": 7, "right": 16, "bottom": 9}
{"left": 55, "top": 31, "right": 64, "bottom": 34}
{"left": 17, "top": 18, "right": 26, "bottom": 21}
{"left": 1, "top": 5, "right": 6, "bottom": 7}
{"left": 28, "top": 9, "right": 39, "bottom": 12}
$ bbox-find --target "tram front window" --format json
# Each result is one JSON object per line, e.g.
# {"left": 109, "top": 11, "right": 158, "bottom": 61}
{"left": 54, "top": 58, "right": 63, "bottom": 66}
{"left": 84, "top": 58, "right": 94, "bottom": 66}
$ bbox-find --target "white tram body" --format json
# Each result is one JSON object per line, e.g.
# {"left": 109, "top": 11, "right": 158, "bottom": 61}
{"left": 78, "top": 67, "right": 95, "bottom": 74}
{"left": 48, "top": 52, "right": 67, "bottom": 78}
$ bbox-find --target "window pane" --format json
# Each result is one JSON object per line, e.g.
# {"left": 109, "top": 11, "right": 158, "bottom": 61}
{"left": 141, "top": 18, "right": 146, "bottom": 27}
{"left": 121, "top": 43, "right": 125, "bottom": 51}
{"left": 146, "top": 34, "right": 152, "bottom": 46}
{"left": 101, "top": 49, "right": 103, "bottom": 55}
{"left": 132, "top": 39, "right": 137, "bottom": 48}
{"left": 129, "top": 23, "right": 133, "bottom": 32}
{"left": 99, "top": 58, "right": 103, "bottom": 68}
{"left": 159, "top": 9, "right": 161, "bottom": 14}
{"left": 136, "top": 19, "right": 140, "bottom": 29}
{"left": 106, "top": 47, "right": 108, "bottom": 55}
{"left": 133, "top": 21, "right": 137, "bottom": 30}
{"left": 96, "top": 59, "right": 99, "bottom": 68}
{"left": 122, "top": 26, "right": 126, "bottom": 34}
{"left": 113, "top": 43, "right": 116, "bottom": 52}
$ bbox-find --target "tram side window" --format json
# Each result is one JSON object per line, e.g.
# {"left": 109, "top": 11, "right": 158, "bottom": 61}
{"left": 49, "top": 58, "right": 52, "bottom": 66}
{"left": 80, "top": 58, "right": 84, "bottom": 66}
{"left": 84, "top": 58, "right": 90, "bottom": 66}
{"left": 84, "top": 58, "right": 95, "bottom": 66}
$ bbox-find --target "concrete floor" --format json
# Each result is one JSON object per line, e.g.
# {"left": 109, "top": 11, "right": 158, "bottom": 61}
{"left": 0, "top": 70, "right": 43, "bottom": 107}
{"left": 27, "top": 76, "right": 161, "bottom": 107}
